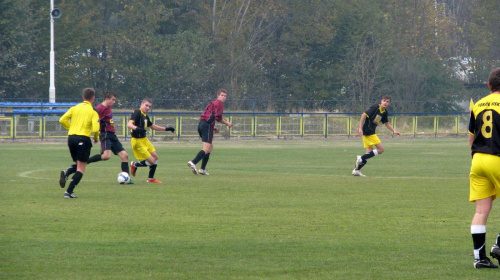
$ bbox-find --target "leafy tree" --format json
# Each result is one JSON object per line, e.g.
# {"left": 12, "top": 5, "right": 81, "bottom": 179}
{"left": 0, "top": 0, "right": 48, "bottom": 99}
{"left": 0, "top": 0, "right": 496, "bottom": 113}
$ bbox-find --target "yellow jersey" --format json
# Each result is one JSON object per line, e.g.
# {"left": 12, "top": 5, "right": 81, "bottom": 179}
{"left": 59, "top": 101, "right": 99, "bottom": 140}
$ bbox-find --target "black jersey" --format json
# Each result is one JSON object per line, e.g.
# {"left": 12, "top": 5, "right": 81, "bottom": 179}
{"left": 469, "top": 94, "right": 500, "bottom": 156}
{"left": 362, "top": 104, "right": 389, "bottom": 136}
{"left": 130, "top": 109, "right": 152, "bottom": 138}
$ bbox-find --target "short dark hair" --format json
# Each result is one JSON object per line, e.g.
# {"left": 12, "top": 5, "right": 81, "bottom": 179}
{"left": 488, "top": 68, "right": 500, "bottom": 93}
{"left": 103, "top": 91, "right": 116, "bottom": 100}
{"left": 141, "top": 98, "right": 153, "bottom": 105}
{"left": 217, "top": 89, "right": 228, "bottom": 96}
{"left": 381, "top": 95, "right": 391, "bottom": 101}
{"left": 82, "top": 88, "right": 95, "bottom": 101}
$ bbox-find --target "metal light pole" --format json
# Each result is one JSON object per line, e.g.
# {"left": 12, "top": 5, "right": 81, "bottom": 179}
{"left": 49, "top": 1, "right": 61, "bottom": 103}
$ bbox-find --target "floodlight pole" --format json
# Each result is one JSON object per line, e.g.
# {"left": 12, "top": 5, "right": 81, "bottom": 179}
{"left": 49, "top": 0, "right": 56, "bottom": 103}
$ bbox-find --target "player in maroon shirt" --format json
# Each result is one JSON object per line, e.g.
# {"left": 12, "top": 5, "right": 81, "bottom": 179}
{"left": 187, "top": 89, "right": 232, "bottom": 175}
{"left": 81, "top": 92, "right": 134, "bottom": 183}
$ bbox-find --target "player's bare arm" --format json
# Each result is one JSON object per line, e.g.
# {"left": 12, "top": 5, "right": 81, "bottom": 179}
{"left": 220, "top": 119, "right": 232, "bottom": 128}
{"left": 385, "top": 122, "right": 400, "bottom": 136}
{"left": 150, "top": 124, "right": 175, "bottom": 132}
{"left": 127, "top": 120, "right": 139, "bottom": 130}
{"left": 358, "top": 113, "right": 366, "bottom": 137}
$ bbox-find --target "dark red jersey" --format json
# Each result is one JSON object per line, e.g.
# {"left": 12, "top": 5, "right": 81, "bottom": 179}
{"left": 96, "top": 104, "right": 115, "bottom": 133}
{"left": 200, "top": 99, "right": 224, "bottom": 127}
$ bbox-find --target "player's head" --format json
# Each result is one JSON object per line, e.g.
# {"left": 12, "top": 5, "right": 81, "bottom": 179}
{"left": 217, "top": 89, "right": 228, "bottom": 102}
{"left": 488, "top": 68, "right": 500, "bottom": 93}
{"left": 140, "top": 98, "right": 153, "bottom": 113}
{"left": 380, "top": 95, "right": 391, "bottom": 108}
{"left": 103, "top": 91, "right": 116, "bottom": 107}
{"left": 82, "top": 88, "right": 95, "bottom": 102}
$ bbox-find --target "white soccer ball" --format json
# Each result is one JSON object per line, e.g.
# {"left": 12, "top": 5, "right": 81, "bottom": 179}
{"left": 117, "top": 172, "right": 130, "bottom": 184}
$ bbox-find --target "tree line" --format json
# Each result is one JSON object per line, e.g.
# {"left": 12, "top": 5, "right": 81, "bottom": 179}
{"left": 1, "top": 0, "right": 499, "bottom": 112}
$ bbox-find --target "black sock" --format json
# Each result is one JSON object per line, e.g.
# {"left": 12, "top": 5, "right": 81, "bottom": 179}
{"left": 134, "top": 160, "right": 148, "bottom": 167}
{"left": 121, "top": 162, "right": 130, "bottom": 173}
{"left": 148, "top": 164, "right": 157, "bottom": 179}
{"left": 496, "top": 233, "right": 500, "bottom": 246}
{"left": 361, "top": 151, "right": 375, "bottom": 162}
{"left": 66, "top": 171, "right": 83, "bottom": 194}
{"left": 358, "top": 151, "right": 376, "bottom": 170}
{"left": 472, "top": 233, "right": 487, "bottom": 260}
{"left": 192, "top": 150, "right": 206, "bottom": 165}
{"left": 358, "top": 161, "right": 366, "bottom": 170}
{"left": 201, "top": 153, "right": 210, "bottom": 170}
{"left": 66, "top": 164, "right": 77, "bottom": 177}
{"left": 87, "top": 154, "right": 102, "bottom": 164}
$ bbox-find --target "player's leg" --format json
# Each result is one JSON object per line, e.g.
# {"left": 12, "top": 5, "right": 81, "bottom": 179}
{"left": 64, "top": 137, "right": 91, "bottom": 198}
{"left": 60, "top": 135, "right": 78, "bottom": 188}
{"left": 470, "top": 154, "right": 498, "bottom": 268}
{"left": 356, "top": 147, "right": 373, "bottom": 171}
{"left": 60, "top": 136, "right": 78, "bottom": 188}
{"left": 472, "top": 198, "right": 496, "bottom": 268}
{"left": 477, "top": 154, "right": 500, "bottom": 265}
{"left": 117, "top": 150, "right": 129, "bottom": 173}
{"left": 60, "top": 163, "right": 76, "bottom": 188}
{"left": 353, "top": 136, "right": 379, "bottom": 176}
{"left": 358, "top": 136, "right": 382, "bottom": 170}
{"left": 188, "top": 121, "right": 211, "bottom": 174}
{"left": 87, "top": 134, "right": 109, "bottom": 163}
{"left": 65, "top": 160, "right": 87, "bottom": 198}
{"left": 130, "top": 138, "right": 150, "bottom": 176}
{"left": 110, "top": 135, "right": 129, "bottom": 174}
{"left": 115, "top": 149, "right": 134, "bottom": 184}
{"left": 199, "top": 143, "right": 213, "bottom": 175}
{"left": 146, "top": 151, "right": 161, "bottom": 183}
{"left": 132, "top": 138, "right": 160, "bottom": 183}
{"left": 191, "top": 142, "right": 210, "bottom": 165}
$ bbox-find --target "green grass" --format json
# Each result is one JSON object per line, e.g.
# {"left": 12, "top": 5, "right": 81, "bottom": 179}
{"left": 0, "top": 137, "right": 498, "bottom": 279}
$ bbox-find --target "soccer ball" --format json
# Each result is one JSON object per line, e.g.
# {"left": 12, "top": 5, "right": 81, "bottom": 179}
{"left": 117, "top": 172, "right": 130, "bottom": 184}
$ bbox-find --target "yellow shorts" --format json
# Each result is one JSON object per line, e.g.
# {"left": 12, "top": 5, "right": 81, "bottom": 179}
{"left": 469, "top": 153, "right": 500, "bottom": 202}
{"left": 362, "top": 134, "right": 381, "bottom": 148}
{"left": 131, "top": 137, "right": 155, "bottom": 161}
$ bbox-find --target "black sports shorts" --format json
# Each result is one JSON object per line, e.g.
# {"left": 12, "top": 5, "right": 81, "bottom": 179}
{"left": 198, "top": 120, "right": 213, "bottom": 144}
{"left": 67, "top": 135, "right": 92, "bottom": 163}
{"left": 100, "top": 132, "right": 125, "bottom": 155}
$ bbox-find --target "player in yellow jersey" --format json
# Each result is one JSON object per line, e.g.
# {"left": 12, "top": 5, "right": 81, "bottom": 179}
{"left": 468, "top": 68, "right": 500, "bottom": 269}
{"left": 58, "top": 88, "right": 99, "bottom": 198}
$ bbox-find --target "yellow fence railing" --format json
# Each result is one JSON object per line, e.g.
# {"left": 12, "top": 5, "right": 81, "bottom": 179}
{"left": 0, "top": 112, "right": 470, "bottom": 140}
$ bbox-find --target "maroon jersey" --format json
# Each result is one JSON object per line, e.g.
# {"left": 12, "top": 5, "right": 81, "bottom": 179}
{"left": 96, "top": 103, "right": 115, "bottom": 133}
{"left": 200, "top": 99, "right": 224, "bottom": 127}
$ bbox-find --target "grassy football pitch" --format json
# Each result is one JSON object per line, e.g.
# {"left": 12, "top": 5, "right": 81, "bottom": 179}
{"left": 1, "top": 137, "right": 498, "bottom": 279}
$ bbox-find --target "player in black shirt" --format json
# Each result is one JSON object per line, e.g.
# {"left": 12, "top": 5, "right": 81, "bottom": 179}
{"left": 127, "top": 98, "right": 175, "bottom": 183}
{"left": 352, "top": 96, "right": 400, "bottom": 177}
{"left": 468, "top": 68, "right": 500, "bottom": 269}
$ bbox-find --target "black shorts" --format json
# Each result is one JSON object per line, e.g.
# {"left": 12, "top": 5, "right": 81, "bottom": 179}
{"left": 100, "top": 132, "right": 125, "bottom": 155}
{"left": 198, "top": 120, "right": 213, "bottom": 144}
{"left": 68, "top": 135, "right": 92, "bottom": 163}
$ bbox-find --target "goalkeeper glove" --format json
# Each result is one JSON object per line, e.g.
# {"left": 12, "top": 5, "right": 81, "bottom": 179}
{"left": 165, "top": 126, "right": 175, "bottom": 132}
